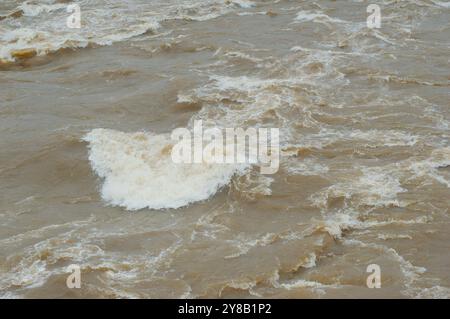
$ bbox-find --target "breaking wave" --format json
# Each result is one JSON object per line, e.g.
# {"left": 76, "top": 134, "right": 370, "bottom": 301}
{"left": 83, "top": 128, "right": 248, "bottom": 210}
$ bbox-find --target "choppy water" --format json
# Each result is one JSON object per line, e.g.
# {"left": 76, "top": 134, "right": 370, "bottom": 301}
{"left": 1, "top": 0, "right": 449, "bottom": 298}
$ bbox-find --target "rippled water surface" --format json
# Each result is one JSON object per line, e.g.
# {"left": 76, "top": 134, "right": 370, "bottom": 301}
{"left": 1, "top": 0, "right": 449, "bottom": 298}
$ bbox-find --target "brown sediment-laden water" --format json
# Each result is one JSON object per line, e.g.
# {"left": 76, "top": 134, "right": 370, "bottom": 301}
{"left": 0, "top": 0, "right": 449, "bottom": 298}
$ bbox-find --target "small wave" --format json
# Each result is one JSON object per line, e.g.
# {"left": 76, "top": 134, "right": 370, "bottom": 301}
{"left": 18, "top": 2, "right": 68, "bottom": 17}
{"left": 344, "top": 239, "right": 427, "bottom": 294}
{"left": 293, "top": 10, "right": 349, "bottom": 25}
{"left": 0, "top": 9, "right": 23, "bottom": 21}
{"left": 224, "top": 233, "right": 278, "bottom": 259}
{"left": 0, "top": 22, "right": 159, "bottom": 63}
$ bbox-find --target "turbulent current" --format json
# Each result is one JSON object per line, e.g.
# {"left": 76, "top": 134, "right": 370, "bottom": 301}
{"left": 0, "top": 0, "right": 449, "bottom": 298}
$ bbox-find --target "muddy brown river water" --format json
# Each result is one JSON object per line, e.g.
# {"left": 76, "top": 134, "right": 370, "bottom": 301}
{"left": 0, "top": 0, "right": 449, "bottom": 298}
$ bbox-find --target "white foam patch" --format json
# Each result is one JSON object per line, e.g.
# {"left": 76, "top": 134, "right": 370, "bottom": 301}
{"left": 343, "top": 239, "right": 427, "bottom": 292}
{"left": 229, "top": 0, "right": 255, "bottom": 9}
{"left": 84, "top": 128, "right": 248, "bottom": 210}
{"left": 430, "top": 0, "right": 450, "bottom": 8}
{"left": 409, "top": 286, "right": 450, "bottom": 299}
{"left": 315, "top": 210, "right": 430, "bottom": 240}
{"left": 310, "top": 167, "right": 407, "bottom": 209}
{"left": 294, "top": 10, "right": 348, "bottom": 25}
